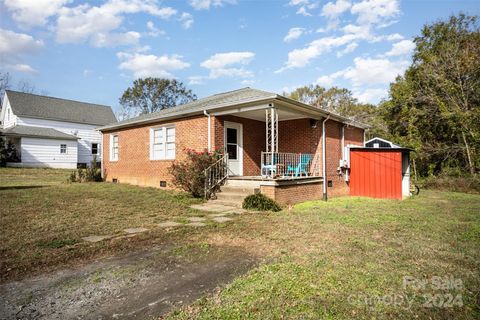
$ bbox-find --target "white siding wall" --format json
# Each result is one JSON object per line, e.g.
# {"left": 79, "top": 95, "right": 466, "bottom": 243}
{"left": 0, "top": 96, "right": 17, "bottom": 129}
{"left": 19, "top": 137, "right": 78, "bottom": 169}
{"left": 16, "top": 117, "right": 102, "bottom": 164}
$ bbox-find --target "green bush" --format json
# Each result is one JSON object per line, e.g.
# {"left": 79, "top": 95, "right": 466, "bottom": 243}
{"left": 243, "top": 193, "right": 281, "bottom": 212}
{"left": 419, "top": 174, "right": 480, "bottom": 194}
{"left": 67, "top": 156, "right": 102, "bottom": 183}
{"left": 169, "top": 149, "right": 223, "bottom": 197}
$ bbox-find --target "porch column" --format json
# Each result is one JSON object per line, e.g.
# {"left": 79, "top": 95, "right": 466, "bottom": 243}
{"left": 265, "top": 107, "right": 278, "bottom": 153}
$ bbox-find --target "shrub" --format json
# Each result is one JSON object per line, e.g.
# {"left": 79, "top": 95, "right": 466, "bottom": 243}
{"left": 169, "top": 149, "right": 223, "bottom": 197}
{"left": 0, "top": 137, "right": 19, "bottom": 167}
{"left": 419, "top": 174, "right": 480, "bottom": 194}
{"left": 243, "top": 193, "right": 282, "bottom": 212}
{"left": 67, "top": 155, "right": 102, "bottom": 183}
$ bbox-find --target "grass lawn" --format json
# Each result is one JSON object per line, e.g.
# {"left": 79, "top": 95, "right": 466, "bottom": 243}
{"left": 1, "top": 168, "right": 479, "bottom": 318}
{"left": 0, "top": 167, "right": 204, "bottom": 281}
{"left": 168, "top": 192, "right": 480, "bottom": 319}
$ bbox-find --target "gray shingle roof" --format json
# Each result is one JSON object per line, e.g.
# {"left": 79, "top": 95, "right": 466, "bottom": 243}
{"left": 1, "top": 125, "right": 79, "bottom": 140}
{"left": 6, "top": 90, "right": 117, "bottom": 126}
{"left": 98, "top": 87, "right": 368, "bottom": 131}
{"left": 99, "top": 87, "right": 277, "bottom": 130}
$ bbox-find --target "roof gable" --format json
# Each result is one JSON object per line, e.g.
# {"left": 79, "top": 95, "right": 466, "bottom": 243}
{"left": 5, "top": 90, "right": 117, "bottom": 126}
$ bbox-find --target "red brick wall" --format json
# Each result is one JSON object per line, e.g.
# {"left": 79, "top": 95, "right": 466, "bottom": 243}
{"left": 102, "top": 115, "right": 208, "bottom": 188}
{"left": 213, "top": 115, "right": 265, "bottom": 176}
{"left": 101, "top": 113, "right": 364, "bottom": 198}
{"left": 260, "top": 182, "right": 324, "bottom": 205}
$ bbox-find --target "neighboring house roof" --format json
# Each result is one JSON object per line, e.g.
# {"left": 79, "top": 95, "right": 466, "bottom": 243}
{"left": 0, "top": 125, "right": 79, "bottom": 140}
{"left": 5, "top": 90, "right": 117, "bottom": 126}
{"left": 98, "top": 87, "right": 367, "bottom": 131}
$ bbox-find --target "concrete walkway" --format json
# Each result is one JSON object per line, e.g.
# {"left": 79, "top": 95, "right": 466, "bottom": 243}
{"left": 81, "top": 203, "right": 242, "bottom": 244}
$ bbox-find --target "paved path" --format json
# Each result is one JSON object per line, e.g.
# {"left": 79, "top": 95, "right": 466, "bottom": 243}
{"left": 82, "top": 202, "right": 243, "bottom": 244}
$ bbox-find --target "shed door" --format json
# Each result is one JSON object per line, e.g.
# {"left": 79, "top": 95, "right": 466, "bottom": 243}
{"left": 350, "top": 150, "right": 402, "bottom": 200}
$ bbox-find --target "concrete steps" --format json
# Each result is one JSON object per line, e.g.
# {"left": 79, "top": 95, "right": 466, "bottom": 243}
{"left": 209, "top": 182, "right": 257, "bottom": 208}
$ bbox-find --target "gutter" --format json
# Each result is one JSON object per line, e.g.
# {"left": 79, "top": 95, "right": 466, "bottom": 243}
{"left": 203, "top": 110, "right": 211, "bottom": 152}
{"left": 322, "top": 115, "right": 330, "bottom": 201}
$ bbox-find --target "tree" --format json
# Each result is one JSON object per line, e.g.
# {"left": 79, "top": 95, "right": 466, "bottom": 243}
{"left": 119, "top": 78, "right": 196, "bottom": 119}
{"left": 287, "top": 84, "right": 379, "bottom": 126}
{"left": 0, "top": 72, "right": 12, "bottom": 104}
{"left": 380, "top": 14, "right": 480, "bottom": 176}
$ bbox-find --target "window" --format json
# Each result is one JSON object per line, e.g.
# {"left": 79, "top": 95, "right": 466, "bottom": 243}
{"left": 110, "top": 134, "right": 119, "bottom": 161}
{"left": 92, "top": 143, "right": 99, "bottom": 155}
{"left": 150, "top": 126, "right": 175, "bottom": 160}
{"left": 226, "top": 127, "right": 238, "bottom": 160}
{"left": 60, "top": 144, "right": 67, "bottom": 154}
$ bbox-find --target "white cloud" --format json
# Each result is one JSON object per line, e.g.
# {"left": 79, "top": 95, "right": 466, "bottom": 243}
{"left": 4, "top": 0, "right": 69, "bottom": 27}
{"left": 52, "top": 0, "right": 176, "bottom": 47}
{"left": 179, "top": 12, "right": 194, "bottom": 29}
{"left": 385, "top": 33, "right": 404, "bottom": 41}
{"left": 200, "top": 51, "right": 255, "bottom": 78}
{"left": 146, "top": 21, "right": 166, "bottom": 37}
{"left": 316, "top": 75, "right": 335, "bottom": 87}
{"left": 342, "top": 57, "right": 409, "bottom": 86}
{"left": 336, "top": 42, "right": 358, "bottom": 57}
{"left": 289, "top": 0, "right": 318, "bottom": 16}
{"left": 284, "top": 27, "right": 305, "bottom": 42}
{"left": 188, "top": 76, "right": 204, "bottom": 85}
{"left": 117, "top": 52, "right": 190, "bottom": 78}
{"left": 188, "top": 0, "right": 236, "bottom": 10}
{"left": 277, "top": 34, "right": 358, "bottom": 71}
{"left": 321, "top": 0, "right": 351, "bottom": 19}
{"left": 0, "top": 28, "right": 43, "bottom": 73}
{"left": 385, "top": 39, "right": 415, "bottom": 56}
{"left": 296, "top": 6, "right": 312, "bottom": 16}
{"left": 350, "top": 0, "right": 400, "bottom": 26}
{"left": 353, "top": 88, "right": 387, "bottom": 103}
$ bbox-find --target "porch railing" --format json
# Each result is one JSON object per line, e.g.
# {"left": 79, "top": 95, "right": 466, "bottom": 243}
{"left": 261, "top": 152, "right": 321, "bottom": 179}
{"left": 204, "top": 153, "right": 229, "bottom": 199}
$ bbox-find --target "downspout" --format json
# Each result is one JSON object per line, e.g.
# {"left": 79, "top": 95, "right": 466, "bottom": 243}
{"left": 341, "top": 124, "right": 345, "bottom": 160}
{"left": 322, "top": 115, "right": 330, "bottom": 201}
{"left": 203, "top": 110, "right": 211, "bottom": 152}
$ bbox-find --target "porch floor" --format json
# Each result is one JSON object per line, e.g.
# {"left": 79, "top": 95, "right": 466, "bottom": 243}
{"left": 228, "top": 175, "right": 323, "bottom": 181}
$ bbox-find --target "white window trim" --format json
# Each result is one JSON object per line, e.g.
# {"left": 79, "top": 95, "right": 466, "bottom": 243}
{"left": 60, "top": 144, "right": 67, "bottom": 154}
{"left": 150, "top": 125, "right": 176, "bottom": 161}
{"left": 110, "top": 134, "right": 119, "bottom": 162}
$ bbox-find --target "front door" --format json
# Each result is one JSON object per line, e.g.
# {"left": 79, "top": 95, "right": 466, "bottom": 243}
{"left": 224, "top": 121, "right": 243, "bottom": 176}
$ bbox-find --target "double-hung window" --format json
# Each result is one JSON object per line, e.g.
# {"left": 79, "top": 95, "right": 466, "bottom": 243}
{"left": 92, "top": 143, "right": 99, "bottom": 155}
{"left": 110, "top": 134, "right": 119, "bottom": 161}
{"left": 60, "top": 144, "right": 67, "bottom": 154}
{"left": 151, "top": 126, "right": 175, "bottom": 160}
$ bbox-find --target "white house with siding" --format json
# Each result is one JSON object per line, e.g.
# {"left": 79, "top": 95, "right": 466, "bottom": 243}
{"left": 0, "top": 90, "right": 116, "bottom": 169}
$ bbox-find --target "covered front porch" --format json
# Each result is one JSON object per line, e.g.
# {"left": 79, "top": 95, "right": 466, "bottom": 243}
{"left": 209, "top": 102, "right": 327, "bottom": 180}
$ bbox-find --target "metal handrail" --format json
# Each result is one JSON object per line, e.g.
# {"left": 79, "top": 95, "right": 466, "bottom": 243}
{"left": 261, "top": 152, "right": 321, "bottom": 179}
{"left": 204, "top": 153, "right": 229, "bottom": 199}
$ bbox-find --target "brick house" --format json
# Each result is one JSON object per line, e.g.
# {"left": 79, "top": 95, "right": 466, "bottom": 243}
{"left": 98, "top": 88, "right": 365, "bottom": 205}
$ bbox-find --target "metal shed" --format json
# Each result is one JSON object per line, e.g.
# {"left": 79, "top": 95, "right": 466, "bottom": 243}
{"left": 348, "top": 138, "right": 412, "bottom": 200}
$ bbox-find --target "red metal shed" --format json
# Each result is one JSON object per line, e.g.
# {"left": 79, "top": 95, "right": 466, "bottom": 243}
{"left": 349, "top": 148, "right": 410, "bottom": 200}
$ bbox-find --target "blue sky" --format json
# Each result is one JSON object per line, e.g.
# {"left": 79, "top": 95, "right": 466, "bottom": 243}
{"left": 1, "top": 0, "right": 478, "bottom": 114}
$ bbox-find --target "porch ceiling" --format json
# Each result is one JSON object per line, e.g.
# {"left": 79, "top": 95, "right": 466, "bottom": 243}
{"left": 231, "top": 108, "right": 308, "bottom": 122}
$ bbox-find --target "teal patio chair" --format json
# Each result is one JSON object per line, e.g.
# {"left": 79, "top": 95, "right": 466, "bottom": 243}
{"left": 286, "top": 154, "right": 312, "bottom": 177}
{"left": 261, "top": 153, "right": 279, "bottom": 177}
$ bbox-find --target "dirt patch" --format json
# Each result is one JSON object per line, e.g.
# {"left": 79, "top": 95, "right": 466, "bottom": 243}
{"left": 0, "top": 244, "right": 257, "bottom": 319}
